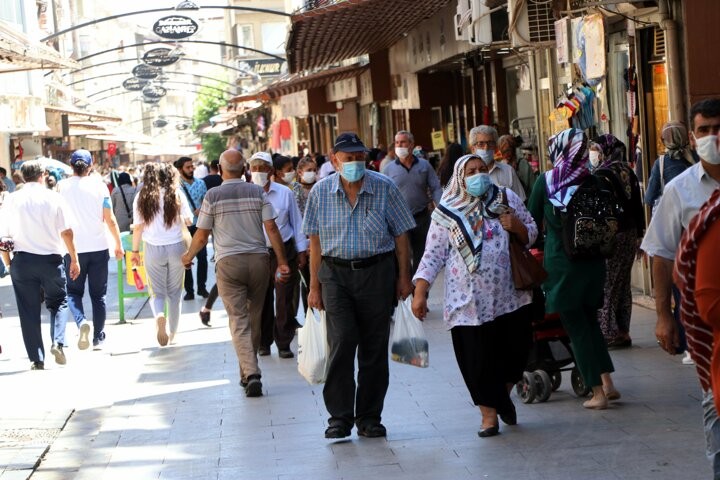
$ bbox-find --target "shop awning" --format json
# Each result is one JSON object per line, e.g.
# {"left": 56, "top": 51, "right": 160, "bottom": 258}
{"left": 286, "top": 0, "right": 450, "bottom": 73}
{"left": 0, "top": 20, "right": 79, "bottom": 72}
{"left": 230, "top": 64, "right": 368, "bottom": 103}
{"left": 45, "top": 105, "right": 123, "bottom": 123}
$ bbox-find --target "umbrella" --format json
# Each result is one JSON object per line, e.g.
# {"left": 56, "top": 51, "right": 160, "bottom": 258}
{"left": 16, "top": 157, "right": 73, "bottom": 175}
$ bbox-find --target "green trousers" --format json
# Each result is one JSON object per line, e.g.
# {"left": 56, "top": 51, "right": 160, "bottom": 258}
{"left": 560, "top": 305, "right": 615, "bottom": 388}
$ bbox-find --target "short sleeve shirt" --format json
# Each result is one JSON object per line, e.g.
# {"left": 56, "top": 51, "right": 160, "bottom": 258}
{"left": 57, "top": 176, "right": 112, "bottom": 253}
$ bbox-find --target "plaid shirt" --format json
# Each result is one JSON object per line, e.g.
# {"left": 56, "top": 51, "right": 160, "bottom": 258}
{"left": 303, "top": 170, "right": 415, "bottom": 259}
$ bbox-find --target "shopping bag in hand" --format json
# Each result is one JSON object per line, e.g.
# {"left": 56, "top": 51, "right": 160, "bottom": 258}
{"left": 390, "top": 296, "right": 429, "bottom": 368}
{"left": 297, "top": 308, "right": 328, "bottom": 384}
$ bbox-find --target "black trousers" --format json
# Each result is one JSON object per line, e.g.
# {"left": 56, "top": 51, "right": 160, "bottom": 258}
{"left": 409, "top": 209, "right": 431, "bottom": 276}
{"left": 184, "top": 225, "right": 207, "bottom": 295}
{"left": 319, "top": 254, "right": 396, "bottom": 429}
{"left": 450, "top": 304, "right": 533, "bottom": 414}
{"left": 260, "top": 239, "right": 299, "bottom": 350}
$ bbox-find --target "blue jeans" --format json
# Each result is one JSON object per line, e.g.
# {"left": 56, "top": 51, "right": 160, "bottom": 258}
{"left": 64, "top": 249, "right": 109, "bottom": 340}
{"left": 10, "top": 252, "right": 69, "bottom": 362}
{"left": 702, "top": 391, "right": 720, "bottom": 479}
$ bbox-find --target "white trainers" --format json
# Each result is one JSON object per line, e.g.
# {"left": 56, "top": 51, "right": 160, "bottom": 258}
{"left": 682, "top": 351, "right": 695, "bottom": 365}
{"left": 78, "top": 321, "right": 91, "bottom": 350}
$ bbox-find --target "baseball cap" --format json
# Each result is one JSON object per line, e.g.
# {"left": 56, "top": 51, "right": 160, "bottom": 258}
{"left": 70, "top": 149, "right": 92, "bottom": 165}
{"left": 249, "top": 151, "right": 272, "bottom": 165}
{"left": 334, "top": 133, "right": 368, "bottom": 153}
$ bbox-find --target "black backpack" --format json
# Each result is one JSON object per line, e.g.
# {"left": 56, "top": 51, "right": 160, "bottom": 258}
{"left": 557, "top": 174, "right": 622, "bottom": 260}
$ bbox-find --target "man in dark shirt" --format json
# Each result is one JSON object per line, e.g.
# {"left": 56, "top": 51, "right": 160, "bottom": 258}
{"left": 203, "top": 160, "right": 223, "bottom": 191}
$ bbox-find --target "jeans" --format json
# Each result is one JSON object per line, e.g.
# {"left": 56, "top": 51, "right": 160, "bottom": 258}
{"left": 184, "top": 225, "right": 207, "bottom": 295}
{"left": 702, "top": 391, "right": 720, "bottom": 479}
{"left": 64, "top": 249, "right": 109, "bottom": 340}
{"left": 10, "top": 252, "right": 69, "bottom": 362}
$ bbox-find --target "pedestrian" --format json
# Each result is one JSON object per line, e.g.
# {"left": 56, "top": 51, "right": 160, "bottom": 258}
{"left": 198, "top": 160, "right": 223, "bottom": 328}
{"left": 382, "top": 130, "right": 442, "bottom": 275}
{"left": 469, "top": 125, "right": 526, "bottom": 201}
{"left": 641, "top": 98, "right": 720, "bottom": 476}
{"left": 437, "top": 142, "right": 464, "bottom": 188}
{"left": 527, "top": 128, "right": 620, "bottom": 410}
{"left": 0, "top": 166, "right": 15, "bottom": 192}
{"left": 590, "top": 135, "right": 645, "bottom": 348}
{"left": 110, "top": 172, "right": 138, "bottom": 233}
{"left": 303, "top": 132, "right": 415, "bottom": 439}
{"left": 202, "top": 160, "right": 222, "bottom": 190}
{"left": 0, "top": 160, "right": 80, "bottom": 369}
{"left": 411, "top": 153, "right": 537, "bottom": 438}
{"left": 644, "top": 121, "right": 696, "bottom": 210}
{"left": 130, "top": 163, "right": 193, "bottom": 347}
{"left": 250, "top": 152, "right": 308, "bottom": 358}
{"left": 497, "top": 134, "right": 537, "bottom": 199}
{"left": 57, "top": 150, "right": 124, "bottom": 350}
{"left": 294, "top": 157, "right": 317, "bottom": 313}
{"left": 174, "top": 156, "right": 209, "bottom": 300}
{"left": 11, "top": 170, "right": 24, "bottom": 191}
{"left": 194, "top": 160, "right": 209, "bottom": 179}
{"left": 182, "top": 149, "right": 291, "bottom": 397}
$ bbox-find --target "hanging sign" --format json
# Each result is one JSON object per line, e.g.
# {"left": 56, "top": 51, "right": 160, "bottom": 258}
{"left": 143, "top": 48, "right": 180, "bottom": 67}
{"left": 143, "top": 96, "right": 161, "bottom": 105}
{"left": 152, "top": 15, "right": 198, "bottom": 40}
{"left": 142, "top": 85, "right": 167, "bottom": 99}
{"left": 176, "top": 123, "right": 189, "bottom": 131}
{"left": 132, "top": 64, "right": 161, "bottom": 80}
{"left": 152, "top": 119, "right": 168, "bottom": 128}
{"left": 122, "top": 77, "right": 149, "bottom": 91}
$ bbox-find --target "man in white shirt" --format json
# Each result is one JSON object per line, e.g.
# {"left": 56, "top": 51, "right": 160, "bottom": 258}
{"left": 468, "top": 125, "right": 526, "bottom": 202}
{"left": 1, "top": 160, "right": 80, "bottom": 369}
{"left": 58, "top": 150, "right": 124, "bottom": 350}
{"left": 249, "top": 152, "right": 308, "bottom": 359}
{"left": 641, "top": 98, "right": 720, "bottom": 476}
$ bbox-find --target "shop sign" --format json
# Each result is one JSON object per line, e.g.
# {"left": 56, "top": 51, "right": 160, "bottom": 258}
{"left": 0, "top": 95, "right": 49, "bottom": 133}
{"left": 447, "top": 123, "right": 455, "bottom": 143}
{"left": 123, "top": 77, "right": 149, "bottom": 91}
{"left": 142, "top": 85, "right": 167, "bottom": 99}
{"left": 152, "top": 15, "right": 198, "bottom": 40}
{"left": 326, "top": 77, "right": 358, "bottom": 102}
{"left": 359, "top": 70, "right": 373, "bottom": 106}
{"left": 143, "top": 96, "right": 162, "bottom": 105}
{"left": 280, "top": 91, "right": 309, "bottom": 117}
{"left": 431, "top": 130, "right": 445, "bottom": 151}
{"left": 143, "top": 48, "right": 180, "bottom": 67}
{"left": 132, "top": 64, "right": 161, "bottom": 80}
{"left": 153, "top": 119, "right": 168, "bottom": 128}
{"left": 237, "top": 59, "right": 285, "bottom": 77}
{"left": 390, "top": 73, "right": 420, "bottom": 110}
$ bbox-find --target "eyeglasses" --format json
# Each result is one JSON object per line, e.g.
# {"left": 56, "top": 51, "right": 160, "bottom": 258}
{"left": 472, "top": 141, "right": 496, "bottom": 148}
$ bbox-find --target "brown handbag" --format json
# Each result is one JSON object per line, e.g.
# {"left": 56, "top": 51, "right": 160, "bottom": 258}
{"left": 509, "top": 236, "right": 548, "bottom": 290}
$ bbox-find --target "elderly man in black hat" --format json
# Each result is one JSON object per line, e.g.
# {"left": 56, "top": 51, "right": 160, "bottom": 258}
{"left": 303, "top": 132, "right": 416, "bottom": 439}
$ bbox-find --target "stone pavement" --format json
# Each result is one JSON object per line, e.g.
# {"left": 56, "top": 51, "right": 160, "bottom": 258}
{"left": 0, "top": 258, "right": 711, "bottom": 480}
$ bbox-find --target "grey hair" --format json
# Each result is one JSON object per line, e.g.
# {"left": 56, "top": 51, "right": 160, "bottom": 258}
{"left": 469, "top": 125, "right": 498, "bottom": 144}
{"left": 395, "top": 130, "right": 414, "bottom": 144}
{"left": 219, "top": 150, "right": 245, "bottom": 173}
{"left": 20, "top": 160, "right": 45, "bottom": 182}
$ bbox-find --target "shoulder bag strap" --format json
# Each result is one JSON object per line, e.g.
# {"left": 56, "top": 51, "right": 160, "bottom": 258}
{"left": 118, "top": 185, "right": 131, "bottom": 217}
{"left": 180, "top": 182, "right": 197, "bottom": 211}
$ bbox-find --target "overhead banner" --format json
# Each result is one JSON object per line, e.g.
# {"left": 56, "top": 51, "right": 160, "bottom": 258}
{"left": 132, "top": 64, "right": 161, "bottom": 80}
{"left": 143, "top": 48, "right": 180, "bottom": 67}
{"left": 152, "top": 15, "right": 198, "bottom": 40}
{"left": 123, "top": 77, "right": 149, "bottom": 91}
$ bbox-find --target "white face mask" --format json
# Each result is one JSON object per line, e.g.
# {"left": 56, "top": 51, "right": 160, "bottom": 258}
{"left": 589, "top": 150, "right": 602, "bottom": 167}
{"left": 695, "top": 134, "right": 720, "bottom": 165}
{"left": 282, "top": 171, "right": 295, "bottom": 183}
{"left": 301, "top": 171, "right": 316, "bottom": 184}
{"left": 395, "top": 147, "right": 409, "bottom": 159}
{"left": 251, "top": 171, "right": 269, "bottom": 186}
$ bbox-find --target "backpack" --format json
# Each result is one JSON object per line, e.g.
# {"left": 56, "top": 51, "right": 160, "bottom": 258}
{"left": 558, "top": 174, "right": 622, "bottom": 260}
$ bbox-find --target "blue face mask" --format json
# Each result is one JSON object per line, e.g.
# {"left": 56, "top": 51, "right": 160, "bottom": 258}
{"left": 465, "top": 173, "right": 493, "bottom": 197}
{"left": 474, "top": 149, "right": 495, "bottom": 166}
{"left": 340, "top": 161, "right": 366, "bottom": 182}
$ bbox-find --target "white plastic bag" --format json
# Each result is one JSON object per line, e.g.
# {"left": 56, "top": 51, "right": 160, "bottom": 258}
{"left": 297, "top": 308, "right": 329, "bottom": 384}
{"left": 390, "top": 297, "right": 429, "bottom": 368}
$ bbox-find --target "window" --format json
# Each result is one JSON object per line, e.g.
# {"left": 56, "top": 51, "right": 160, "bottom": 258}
{"left": 0, "top": 0, "right": 24, "bottom": 27}
{"left": 235, "top": 24, "right": 253, "bottom": 57}
{"left": 261, "top": 22, "right": 287, "bottom": 54}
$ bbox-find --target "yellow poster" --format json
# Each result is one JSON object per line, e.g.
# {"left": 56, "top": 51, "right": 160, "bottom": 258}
{"left": 431, "top": 130, "right": 445, "bottom": 151}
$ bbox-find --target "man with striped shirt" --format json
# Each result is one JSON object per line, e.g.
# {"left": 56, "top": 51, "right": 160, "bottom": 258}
{"left": 303, "top": 133, "right": 415, "bottom": 439}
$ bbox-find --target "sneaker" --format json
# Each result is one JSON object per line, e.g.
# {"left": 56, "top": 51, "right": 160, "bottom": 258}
{"left": 50, "top": 344, "right": 66, "bottom": 365}
{"left": 682, "top": 352, "right": 695, "bottom": 365}
{"left": 31, "top": 361, "right": 44, "bottom": 370}
{"left": 199, "top": 310, "right": 211, "bottom": 327}
{"left": 93, "top": 331, "right": 106, "bottom": 349}
{"left": 244, "top": 375, "right": 263, "bottom": 397}
{"left": 197, "top": 289, "right": 210, "bottom": 298}
{"left": 258, "top": 346, "right": 271, "bottom": 356}
{"left": 156, "top": 316, "right": 169, "bottom": 346}
{"left": 278, "top": 349, "right": 294, "bottom": 359}
{"left": 78, "top": 321, "right": 91, "bottom": 350}
{"left": 183, "top": 292, "right": 195, "bottom": 301}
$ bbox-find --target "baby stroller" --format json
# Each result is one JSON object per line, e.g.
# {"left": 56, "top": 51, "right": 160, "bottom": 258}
{"left": 514, "top": 249, "right": 592, "bottom": 404}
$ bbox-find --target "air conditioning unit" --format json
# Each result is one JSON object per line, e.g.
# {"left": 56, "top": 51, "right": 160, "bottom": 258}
{"left": 469, "top": 0, "right": 509, "bottom": 45}
{"left": 508, "top": 0, "right": 556, "bottom": 48}
{"left": 454, "top": 0, "right": 472, "bottom": 41}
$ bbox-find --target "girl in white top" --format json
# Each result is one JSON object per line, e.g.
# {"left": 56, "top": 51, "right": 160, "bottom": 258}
{"left": 131, "top": 163, "right": 193, "bottom": 346}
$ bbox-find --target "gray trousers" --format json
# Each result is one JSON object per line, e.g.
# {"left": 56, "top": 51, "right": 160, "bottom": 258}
{"left": 144, "top": 241, "right": 185, "bottom": 334}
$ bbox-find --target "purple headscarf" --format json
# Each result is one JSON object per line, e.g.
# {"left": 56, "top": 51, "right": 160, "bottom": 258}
{"left": 544, "top": 128, "right": 591, "bottom": 209}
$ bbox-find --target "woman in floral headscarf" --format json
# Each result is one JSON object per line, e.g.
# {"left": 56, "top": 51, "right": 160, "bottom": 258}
{"left": 591, "top": 134, "right": 645, "bottom": 348}
{"left": 528, "top": 128, "right": 620, "bottom": 410}
{"left": 412, "top": 154, "right": 538, "bottom": 438}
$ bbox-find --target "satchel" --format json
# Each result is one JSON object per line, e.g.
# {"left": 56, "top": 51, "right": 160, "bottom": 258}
{"left": 509, "top": 236, "right": 547, "bottom": 290}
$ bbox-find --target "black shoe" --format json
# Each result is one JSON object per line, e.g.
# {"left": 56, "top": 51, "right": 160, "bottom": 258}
{"left": 31, "top": 361, "right": 44, "bottom": 370}
{"left": 183, "top": 292, "right": 195, "bottom": 301}
{"left": 93, "top": 331, "right": 106, "bottom": 349}
{"left": 325, "top": 425, "right": 352, "bottom": 439}
{"left": 499, "top": 402, "right": 517, "bottom": 426}
{"left": 199, "top": 310, "right": 211, "bottom": 327}
{"left": 278, "top": 349, "right": 294, "bottom": 359}
{"left": 357, "top": 423, "right": 387, "bottom": 438}
{"left": 244, "top": 375, "right": 263, "bottom": 397}
{"left": 478, "top": 425, "right": 500, "bottom": 438}
{"left": 197, "top": 289, "right": 210, "bottom": 298}
{"left": 258, "top": 346, "right": 271, "bottom": 356}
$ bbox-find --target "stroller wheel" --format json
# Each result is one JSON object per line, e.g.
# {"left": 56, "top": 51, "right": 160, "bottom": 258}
{"left": 571, "top": 367, "right": 591, "bottom": 397}
{"left": 516, "top": 371, "right": 536, "bottom": 404}
{"left": 533, "top": 370, "right": 552, "bottom": 403}
{"left": 550, "top": 371, "right": 562, "bottom": 391}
